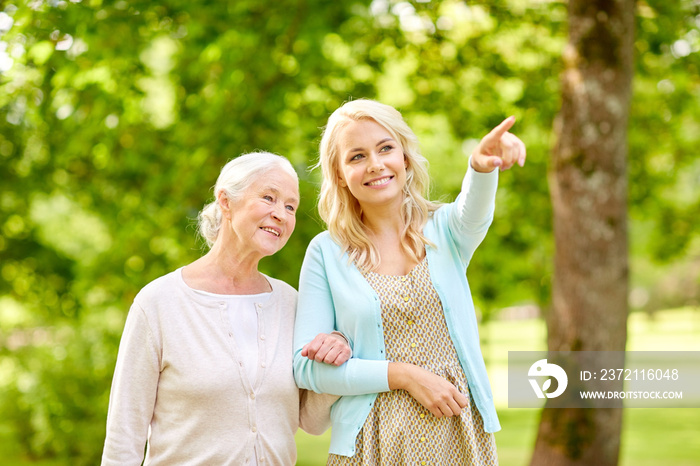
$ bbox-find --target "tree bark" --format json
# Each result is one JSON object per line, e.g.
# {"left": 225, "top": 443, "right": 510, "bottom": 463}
{"left": 531, "top": 1, "right": 635, "bottom": 465}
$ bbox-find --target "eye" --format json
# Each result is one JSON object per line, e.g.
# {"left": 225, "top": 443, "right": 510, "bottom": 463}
{"left": 379, "top": 144, "right": 394, "bottom": 152}
{"left": 349, "top": 153, "right": 364, "bottom": 161}
{"left": 286, "top": 204, "right": 296, "bottom": 213}
{"left": 262, "top": 195, "right": 274, "bottom": 202}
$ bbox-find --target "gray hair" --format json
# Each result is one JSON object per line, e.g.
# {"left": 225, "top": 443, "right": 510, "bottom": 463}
{"left": 197, "top": 152, "right": 298, "bottom": 248}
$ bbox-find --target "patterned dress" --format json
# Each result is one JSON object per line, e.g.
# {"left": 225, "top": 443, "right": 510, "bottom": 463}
{"left": 327, "top": 257, "right": 498, "bottom": 466}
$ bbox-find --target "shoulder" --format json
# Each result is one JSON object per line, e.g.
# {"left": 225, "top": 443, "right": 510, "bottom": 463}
{"left": 310, "top": 230, "right": 346, "bottom": 252}
{"left": 305, "top": 231, "right": 340, "bottom": 258}
{"left": 266, "top": 275, "right": 298, "bottom": 297}
{"left": 308, "top": 230, "right": 334, "bottom": 249}
{"left": 425, "top": 204, "right": 452, "bottom": 235}
{"left": 266, "top": 276, "right": 298, "bottom": 321}
{"left": 133, "top": 269, "right": 182, "bottom": 305}
{"left": 304, "top": 231, "right": 348, "bottom": 268}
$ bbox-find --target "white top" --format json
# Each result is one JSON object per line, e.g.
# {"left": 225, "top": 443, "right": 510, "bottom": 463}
{"left": 192, "top": 289, "right": 272, "bottom": 386}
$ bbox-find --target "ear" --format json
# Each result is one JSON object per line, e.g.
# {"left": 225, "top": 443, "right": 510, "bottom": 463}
{"left": 217, "top": 191, "right": 232, "bottom": 218}
{"left": 337, "top": 171, "right": 347, "bottom": 188}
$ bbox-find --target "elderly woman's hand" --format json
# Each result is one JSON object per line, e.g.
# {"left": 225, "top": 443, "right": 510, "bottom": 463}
{"left": 471, "top": 116, "right": 526, "bottom": 173}
{"left": 301, "top": 332, "right": 352, "bottom": 366}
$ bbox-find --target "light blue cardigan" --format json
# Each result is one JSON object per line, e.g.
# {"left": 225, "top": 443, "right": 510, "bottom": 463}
{"left": 293, "top": 164, "right": 502, "bottom": 457}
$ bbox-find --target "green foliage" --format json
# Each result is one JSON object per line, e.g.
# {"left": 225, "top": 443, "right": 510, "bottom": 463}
{"left": 1, "top": 0, "right": 378, "bottom": 461}
{"left": 630, "top": 0, "right": 700, "bottom": 263}
{"left": 345, "top": 0, "right": 569, "bottom": 313}
{"left": 0, "top": 0, "right": 698, "bottom": 463}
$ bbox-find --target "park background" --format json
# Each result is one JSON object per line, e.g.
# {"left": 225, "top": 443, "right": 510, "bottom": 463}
{"left": 0, "top": 0, "right": 698, "bottom": 465}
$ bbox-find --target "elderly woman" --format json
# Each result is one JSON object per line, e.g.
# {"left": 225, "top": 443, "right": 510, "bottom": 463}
{"left": 102, "top": 152, "right": 350, "bottom": 465}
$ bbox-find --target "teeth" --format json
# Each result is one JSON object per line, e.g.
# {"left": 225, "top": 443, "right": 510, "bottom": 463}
{"left": 261, "top": 227, "right": 280, "bottom": 237}
{"left": 367, "top": 177, "right": 391, "bottom": 186}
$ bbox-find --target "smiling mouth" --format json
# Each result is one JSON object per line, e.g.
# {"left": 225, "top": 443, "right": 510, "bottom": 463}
{"left": 260, "top": 227, "right": 280, "bottom": 237}
{"left": 365, "top": 176, "right": 393, "bottom": 187}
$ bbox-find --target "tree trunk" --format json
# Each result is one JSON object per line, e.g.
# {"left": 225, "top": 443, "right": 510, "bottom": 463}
{"left": 531, "top": 1, "right": 635, "bottom": 465}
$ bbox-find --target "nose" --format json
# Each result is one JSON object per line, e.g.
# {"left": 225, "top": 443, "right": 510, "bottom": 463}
{"left": 367, "top": 152, "right": 383, "bottom": 173}
{"left": 271, "top": 203, "right": 285, "bottom": 222}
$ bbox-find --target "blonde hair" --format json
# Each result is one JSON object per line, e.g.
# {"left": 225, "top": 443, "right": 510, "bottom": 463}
{"left": 198, "top": 151, "right": 298, "bottom": 248}
{"left": 317, "top": 99, "right": 440, "bottom": 271}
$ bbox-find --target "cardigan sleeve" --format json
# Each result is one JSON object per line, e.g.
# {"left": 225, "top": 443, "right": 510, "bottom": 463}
{"left": 101, "top": 303, "right": 160, "bottom": 466}
{"left": 293, "top": 236, "right": 390, "bottom": 396}
{"left": 446, "top": 158, "right": 499, "bottom": 267}
{"left": 297, "top": 389, "right": 339, "bottom": 435}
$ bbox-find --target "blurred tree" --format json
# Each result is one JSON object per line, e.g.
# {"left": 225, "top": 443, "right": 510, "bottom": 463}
{"left": 530, "top": 1, "right": 635, "bottom": 465}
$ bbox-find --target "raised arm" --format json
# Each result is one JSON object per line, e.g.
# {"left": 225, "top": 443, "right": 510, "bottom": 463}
{"left": 448, "top": 117, "right": 527, "bottom": 264}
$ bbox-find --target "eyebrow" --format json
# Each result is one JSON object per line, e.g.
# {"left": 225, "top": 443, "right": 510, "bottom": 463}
{"left": 347, "top": 137, "right": 395, "bottom": 154}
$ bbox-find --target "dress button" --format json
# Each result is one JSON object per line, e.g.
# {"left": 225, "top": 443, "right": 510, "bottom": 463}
{"left": 261, "top": 363, "right": 266, "bottom": 368}
{"left": 252, "top": 426, "right": 257, "bottom": 433}
{"left": 260, "top": 335, "right": 266, "bottom": 340}
{"left": 420, "top": 413, "right": 425, "bottom": 419}
{"left": 403, "top": 296, "right": 410, "bottom": 302}
{"left": 421, "top": 436, "right": 426, "bottom": 442}
{"left": 250, "top": 393, "right": 255, "bottom": 399}
{"left": 407, "top": 320, "right": 414, "bottom": 325}
{"left": 410, "top": 343, "right": 417, "bottom": 348}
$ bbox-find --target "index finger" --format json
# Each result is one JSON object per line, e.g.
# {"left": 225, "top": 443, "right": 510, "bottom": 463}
{"left": 482, "top": 116, "right": 516, "bottom": 145}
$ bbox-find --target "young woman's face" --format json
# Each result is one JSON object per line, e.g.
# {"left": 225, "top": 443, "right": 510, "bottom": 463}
{"left": 335, "top": 119, "right": 407, "bottom": 211}
{"left": 223, "top": 168, "right": 299, "bottom": 259}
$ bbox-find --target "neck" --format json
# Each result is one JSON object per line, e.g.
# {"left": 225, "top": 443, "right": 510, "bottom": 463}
{"left": 361, "top": 203, "right": 403, "bottom": 237}
{"left": 183, "top": 241, "right": 271, "bottom": 295}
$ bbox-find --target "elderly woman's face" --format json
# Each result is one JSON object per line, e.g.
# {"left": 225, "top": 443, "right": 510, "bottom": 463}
{"left": 226, "top": 168, "right": 299, "bottom": 258}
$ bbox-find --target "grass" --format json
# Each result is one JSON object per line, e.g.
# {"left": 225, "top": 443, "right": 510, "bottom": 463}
{"left": 296, "top": 308, "right": 700, "bottom": 466}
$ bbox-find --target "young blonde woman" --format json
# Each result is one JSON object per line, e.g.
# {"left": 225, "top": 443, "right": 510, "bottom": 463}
{"left": 293, "top": 100, "right": 526, "bottom": 464}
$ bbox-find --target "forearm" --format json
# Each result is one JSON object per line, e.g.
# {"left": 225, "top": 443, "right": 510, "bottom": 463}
{"left": 102, "top": 306, "right": 159, "bottom": 465}
{"left": 457, "top": 158, "right": 498, "bottom": 227}
{"left": 388, "top": 361, "right": 413, "bottom": 390}
{"left": 298, "top": 390, "right": 339, "bottom": 435}
{"left": 293, "top": 352, "right": 390, "bottom": 396}
{"left": 387, "top": 362, "right": 468, "bottom": 418}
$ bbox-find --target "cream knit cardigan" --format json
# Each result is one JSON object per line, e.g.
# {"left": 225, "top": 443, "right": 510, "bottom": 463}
{"left": 102, "top": 268, "right": 336, "bottom": 465}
